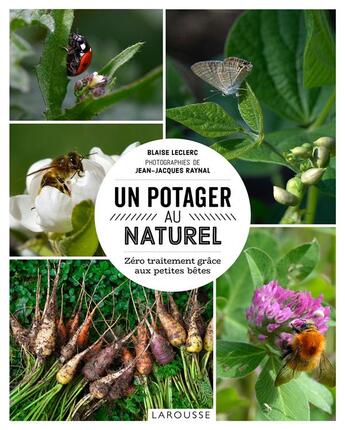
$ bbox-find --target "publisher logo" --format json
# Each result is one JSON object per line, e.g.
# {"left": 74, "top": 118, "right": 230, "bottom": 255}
{"left": 95, "top": 139, "right": 250, "bottom": 291}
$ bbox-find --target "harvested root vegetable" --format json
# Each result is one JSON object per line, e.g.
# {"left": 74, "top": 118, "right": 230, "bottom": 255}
{"left": 82, "top": 327, "right": 135, "bottom": 381}
{"left": 133, "top": 323, "right": 152, "bottom": 376}
{"left": 66, "top": 311, "right": 80, "bottom": 339}
{"left": 89, "top": 358, "right": 136, "bottom": 399}
{"left": 108, "top": 347, "right": 135, "bottom": 400}
{"left": 204, "top": 318, "right": 213, "bottom": 352}
{"left": 186, "top": 312, "right": 203, "bottom": 353}
{"left": 56, "top": 340, "right": 102, "bottom": 385}
{"left": 10, "top": 315, "right": 29, "bottom": 350}
{"left": 185, "top": 292, "right": 206, "bottom": 337}
{"left": 169, "top": 294, "right": 184, "bottom": 327}
{"left": 76, "top": 312, "right": 93, "bottom": 349}
{"left": 82, "top": 342, "right": 121, "bottom": 381}
{"left": 56, "top": 318, "right": 67, "bottom": 349}
{"left": 83, "top": 339, "right": 103, "bottom": 361}
{"left": 34, "top": 263, "right": 61, "bottom": 358}
{"left": 155, "top": 291, "right": 186, "bottom": 347}
{"left": 149, "top": 325, "right": 175, "bottom": 365}
{"left": 28, "top": 272, "right": 41, "bottom": 350}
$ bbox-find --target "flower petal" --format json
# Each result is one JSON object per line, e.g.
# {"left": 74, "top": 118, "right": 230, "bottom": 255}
{"left": 89, "top": 147, "right": 115, "bottom": 174}
{"left": 35, "top": 187, "right": 73, "bottom": 233}
{"left": 26, "top": 158, "right": 52, "bottom": 194}
{"left": 10, "top": 195, "right": 44, "bottom": 233}
{"left": 70, "top": 159, "right": 105, "bottom": 205}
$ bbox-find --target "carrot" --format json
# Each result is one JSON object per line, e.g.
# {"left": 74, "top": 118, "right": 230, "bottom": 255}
{"left": 66, "top": 289, "right": 85, "bottom": 338}
{"left": 82, "top": 341, "right": 121, "bottom": 381}
{"left": 56, "top": 318, "right": 67, "bottom": 350}
{"left": 186, "top": 311, "right": 203, "bottom": 353}
{"left": 34, "top": 261, "right": 61, "bottom": 359}
{"left": 28, "top": 271, "right": 42, "bottom": 350}
{"left": 56, "top": 339, "right": 103, "bottom": 385}
{"left": 155, "top": 291, "right": 186, "bottom": 347}
{"left": 56, "top": 285, "right": 67, "bottom": 349}
{"left": 203, "top": 318, "right": 213, "bottom": 352}
{"left": 169, "top": 294, "right": 185, "bottom": 327}
{"left": 60, "top": 289, "right": 114, "bottom": 363}
{"left": 185, "top": 290, "right": 206, "bottom": 337}
{"left": 132, "top": 322, "right": 152, "bottom": 376}
{"left": 10, "top": 314, "right": 29, "bottom": 350}
{"left": 108, "top": 347, "right": 135, "bottom": 400}
{"left": 75, "top": 312, "right": 93, "bottom": 349}
{"left": 148, "top": 322, "right": 175, "bottom": 365}
{"left": 66, "top": 311, "right": 80, "bottom": 339}
{"left": 83, "top": 339, "right": 103, "bottom": 362}
{"left": 89, "top": 344, "right": 147, "bottom": 399}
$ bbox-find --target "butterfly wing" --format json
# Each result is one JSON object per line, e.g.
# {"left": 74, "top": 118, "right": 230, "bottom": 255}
{"left": 191, "top": 61, "right": 230, "bottom": 94}
{"left": 317, "top": 353, "right": 336, "bottom": 387}
{"left": 191, "top": 57, "right": 253, "bottom": 95}
{"left": 223, "top": 57, "right": 253, "bottom": 93}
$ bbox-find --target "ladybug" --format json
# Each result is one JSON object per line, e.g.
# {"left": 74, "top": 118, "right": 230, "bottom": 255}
{"left": 66, "top": 33, "right": 92, "bottom": 77}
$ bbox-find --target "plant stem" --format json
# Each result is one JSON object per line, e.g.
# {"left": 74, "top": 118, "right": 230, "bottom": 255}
{"left": 309, "top": 89, "right": 335, "bottom": 130}
{"left": 305, "top": 186, "right": 319, "bottom": 224}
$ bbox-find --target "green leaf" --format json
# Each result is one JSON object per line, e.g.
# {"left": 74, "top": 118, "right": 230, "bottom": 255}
{"left": 217, "top": 341, "right": 266, "bottom": 378}
{"left": 297, "top": 374, "right": 333, "bottom": 414}
{"left": 216, "top": 386, "right": 250, "bottom": 414}
{"left": 36, "top": 9, "right": 74, "bottom": 119}
{"left": 256, "top": 356, "right": 310, "bottom": 420}
{"left": 217, "top": 253, "right": 255, "bottom": 307}
{"left": 303, "top": 11, "right": 335, "bottom": 88}
{"left": 58, "top": 200, "right": 99, "bottom": 256}
{"left": 57, "top": 66, "right": 162, "bottom": 120}
{"left": 276, "top": 239, "right": 320, "bottom": 285}
{"left": 238, "top": 82, "right": 264, "bottom": 137}
{"left": 211, "top": 138, "right": 256, "bottom": 160}
{"left": 99, "top": 42, "right": 145, "bottom": 81}
{"left": 245, "top": 229, "right": 280, "bottom": 261}
{"left": 240, "top": 119, "right": 335, "bottom": 169}
{"left": 10, "top": 9, "right": 55, "bottom": 32}
{"left": 318, "top": 156, "right": 335, "bottom": 197}
{"left": 225, "top": 10, "right": 327, "bottom": 125}
{"left": 10, "top": 32, "right": 34, "bottom": 92}
{"left": 166, "top": 102, "right": 243, "bottom": 138}
{"left": 244, "top": 247, "right": 276, "bottom": 287}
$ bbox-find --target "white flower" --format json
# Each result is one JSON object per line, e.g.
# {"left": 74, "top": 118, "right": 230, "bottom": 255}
{"left": 10, "top": 143, "right": 140, "bottom": 235}
{"left": 89, "top": 72, "right": 107, "bottom": 88}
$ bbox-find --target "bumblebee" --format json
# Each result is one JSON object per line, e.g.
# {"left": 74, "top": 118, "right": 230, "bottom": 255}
{"left": 275, "top": 321, "right": 335, "bottom": 387}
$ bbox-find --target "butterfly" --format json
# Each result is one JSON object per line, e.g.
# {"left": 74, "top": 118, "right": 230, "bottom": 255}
{"left": 191, "top": 57, "right": 253, "bottom": 97}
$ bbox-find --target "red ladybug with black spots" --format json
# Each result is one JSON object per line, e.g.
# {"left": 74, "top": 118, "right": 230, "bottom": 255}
{"left": 66, "top": 33, "right": 92, "bottom": 77}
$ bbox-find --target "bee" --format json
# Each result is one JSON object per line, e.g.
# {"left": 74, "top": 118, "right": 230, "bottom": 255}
{"left": 27, "top": 151, "right": 85, "bottom": 196}
{"left": 275, "top": 320, "right": 335, "bottom": 387}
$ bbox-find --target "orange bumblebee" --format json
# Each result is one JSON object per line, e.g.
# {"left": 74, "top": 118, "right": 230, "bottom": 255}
{"left": 275, "top": 320, "right": 335, "bottom": 387}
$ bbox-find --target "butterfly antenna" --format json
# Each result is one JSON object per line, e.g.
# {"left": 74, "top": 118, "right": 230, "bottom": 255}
{"left": 202, "top": 90, "right": 221, "bottom": 102}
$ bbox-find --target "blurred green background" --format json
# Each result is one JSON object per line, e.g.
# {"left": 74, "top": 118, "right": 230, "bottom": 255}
{"left": 216, "top": 227, "right": 336, "bottom": 421}
{"left": 10, "top": 9, "right": 163, "bottom": 120}
{"left": 10, "top": 124, "right": 162, "bottom": 196}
